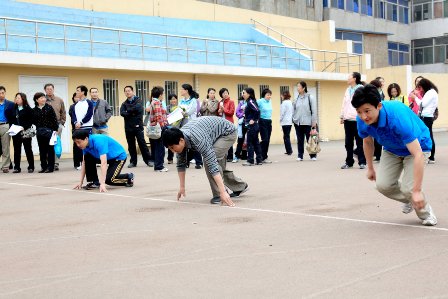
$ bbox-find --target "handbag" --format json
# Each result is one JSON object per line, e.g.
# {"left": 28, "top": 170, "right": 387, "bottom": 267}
{"left": 22, "top": 126, "right": 36, "bottom": 138}
{"left": 146, "top": 122, "right": 161, "bottom": 139}
{"left": 306, "top": 128, "right": 321, "bottom": 155}
{"left": 36, "top": 127, "right": 53, "bottom": 139}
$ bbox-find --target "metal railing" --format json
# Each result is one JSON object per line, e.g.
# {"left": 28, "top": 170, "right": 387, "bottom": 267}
{"left": 0, "top": 16, "right": 363, "bottom": 73}
{"left": 250, "top": 18, "right": 310, "bottom": 50}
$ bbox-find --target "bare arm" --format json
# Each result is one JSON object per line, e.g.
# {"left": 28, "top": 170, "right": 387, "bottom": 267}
{"left": 212, "top": 173, "right": 235, "bottom": 207}
{"left": 74, "top": 155, "right": 86, "bottom": 189}
{"left": 406, "top": 139, "right": 426, "bottom": 210}
{"left": 364, "top": 137, "right": 376, "bottom": 181}
{"left": 99, "top": 154, "right": 108, "bottom": 192}
{"left": 177, "top": 170, "right": 186, "bottom": 200}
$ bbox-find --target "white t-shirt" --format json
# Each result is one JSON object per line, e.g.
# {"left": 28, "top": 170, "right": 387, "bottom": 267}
{"left": 417, "top": 89, "right": 438, "bottom": 117}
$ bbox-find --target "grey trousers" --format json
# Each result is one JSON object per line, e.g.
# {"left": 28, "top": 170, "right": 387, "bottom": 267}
{"left": 203, "top": 131, "right": 247, "bottom": 198}
{"left": 0, "top": 124, "right": 11, "bottom": 170}
{"left": 92, "top": 127, "right": 109, "bottom": 135}
{"left": 376, "top": 150, "right": 432, "bottom": 220}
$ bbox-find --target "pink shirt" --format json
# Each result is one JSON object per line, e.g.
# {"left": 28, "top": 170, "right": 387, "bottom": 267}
{"left": 340, "top": 85, "right": 362, "bottom": 121}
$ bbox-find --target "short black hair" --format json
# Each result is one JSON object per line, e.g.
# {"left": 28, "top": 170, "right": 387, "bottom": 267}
{"left": 44, "top": 83, "right": 54, "bottom": 90}
{"left": 89, "top": 87, "right": 98, "bottom": 93}
{"left": 77, "top": 85, "right": 88, "bottom": 96}
{"left": 168, "top": 93, "right": 178, "bottom": 101}
{"left": 162, "top": 128, "right": 184, "bottom": 148}
{"left": 72, "top": 129, "right": 90, "bottom": 140}
{"left": 351, "top": 84, "right": 381, "bottom": 109}
{"left": 261, "top": 88, "right": 272, "bottom": 98}
{"left": 151, "top": 86, "right": 164, "bottom": 99}
{"left": 219, "top": 87, "right": 229, "bottom": 98}
{"left": 71, "top": 92, "right": 77, "bottom": 104}
{"left": 124, "top": 85, "right": 134, "bottom": 92}
{"left": 369, "top": 79, "right": 382, "bottom": 89}
{"left": 0, "top": 86, "right": 5, "bottom": 92}
{"left": 33, "top": 92, "right": 46, "bottom": 105}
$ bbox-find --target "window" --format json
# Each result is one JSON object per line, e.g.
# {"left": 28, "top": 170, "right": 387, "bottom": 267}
{"left": 164, "top": 81, "right": 178, "bottom": 105}
{"left": 413, "top": 0, "right": 433, "bottom": 21}
{"left": 375, "top": 0, "right": 386, "bottom": 18}
{"left": 259, "top": 85, "right": 270, "bottom": 98}
{"left": 331, "top": 0, "right": 345, "bottom": 9}
{"left": 135, "top": 80, "right": 149, "bottom": 103}
{"left": 306, "top": 0, "right": 314, "bottom": 7}
{"left": 335, "top": 30, "right": 363, "bottom": 54}
{"left": 237, "top": 84, "right": 248, "bottom": 98}
{"left": 323, "top": 0, "right": 329, "bottom": 7}
{"left": 347, "top": 0, "right": 360, "bottom": 12}
{"left": 388, "top": 42, "right": 410, "bottom": 65}
{"left": 361, "top": 0, "right": 373, "bottom": 15}
{"left": 412, "top": 37, "right": 435, "bottom": 64}
{"left": 103, "top": 79, "right": 119, "bottom": 116}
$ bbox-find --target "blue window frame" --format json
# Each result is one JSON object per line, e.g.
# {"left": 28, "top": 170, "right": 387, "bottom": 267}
{"left": 323, "top": 0, "right": 328, "bottom": 7}
{"left": 336, "top": 30, "right": 363, "bottom": 54}
{"left": 388, "top": 41, "right": 410, "bottom": 65}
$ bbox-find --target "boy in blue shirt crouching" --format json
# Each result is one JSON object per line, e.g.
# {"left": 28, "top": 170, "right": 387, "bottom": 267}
{"left": 352, "top": 84, "right": 437, "bottom": 226}
{"left": 72, "top": 130, "right": 134, "bottom": 192}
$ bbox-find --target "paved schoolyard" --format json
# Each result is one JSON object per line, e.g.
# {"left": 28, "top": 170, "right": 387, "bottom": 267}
{"left": 1, "top": 132, "right": 448, "bottom": 298}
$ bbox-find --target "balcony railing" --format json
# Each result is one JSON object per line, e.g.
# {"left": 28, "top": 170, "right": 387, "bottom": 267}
{"left": 0, "top": 16, "right": 363, "bottom": 73}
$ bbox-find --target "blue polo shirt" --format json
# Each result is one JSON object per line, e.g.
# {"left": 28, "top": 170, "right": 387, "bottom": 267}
{"left": 357, "top": 101, "right": 432, "bottom": 157}
{"left": 0, "top": 101, "right": 6, "bottom": 122}
{"left": 83, "top": 134, "right": 127, "bottom": 160}
{"left": 256, "top": 98, "right": 273, "bottom": 120}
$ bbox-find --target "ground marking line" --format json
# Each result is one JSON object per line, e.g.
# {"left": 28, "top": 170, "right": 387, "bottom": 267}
{"left": 303, "top": 248, "right": 448, "bottom": 299}
{"left": 4, "top": 182, "right": 448, "bottom": 232}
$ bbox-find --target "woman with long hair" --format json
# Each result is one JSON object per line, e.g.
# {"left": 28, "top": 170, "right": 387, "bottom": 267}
{"left": 11, "top": 92, "right": 34, "bottom": 173}
{"left": 242, "top": 87, "right": 262, "bottom": 166}
{"left": 179, "top": 83, "right": 203, "bottom": 169}
{"left": 200, "top": 88, "right": 219, "bottom": 116}
{"left": 408, "top": 76, "right": 424, "bottom": 115}
{"left": 416, "top": 78, "right": 438, "bottom": 163}
{"left": 233, "top": 95, "right": 248, "bottom": 162}
{"left": 148, "top": 86, "right": 168, "bottom": 172}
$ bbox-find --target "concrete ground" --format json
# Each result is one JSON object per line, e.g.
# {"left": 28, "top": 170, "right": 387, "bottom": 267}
{"left": 1, "top": 132, "right": 448, "bottom": 298}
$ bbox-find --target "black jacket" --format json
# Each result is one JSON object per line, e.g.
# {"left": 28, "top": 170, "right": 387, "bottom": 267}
{"left": 120, "top": 96, "right": 144, "bottom": 131}
{"left": 33, "top": 104, "right": 58, "bottom": 131}
{"left": 244, "top": 99, "right": 260, "bottom": 125}
{"left": 12, "top": 105, "right": 34, "bottom": 130}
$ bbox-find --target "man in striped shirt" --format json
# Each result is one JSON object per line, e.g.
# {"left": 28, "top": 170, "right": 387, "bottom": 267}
{"left": 162, "top": 116, "right": 248, "bottom": 206}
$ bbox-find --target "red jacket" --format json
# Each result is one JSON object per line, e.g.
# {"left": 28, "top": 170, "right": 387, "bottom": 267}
{"left": 221, "top": 98, "right": 235, "bottom": 123}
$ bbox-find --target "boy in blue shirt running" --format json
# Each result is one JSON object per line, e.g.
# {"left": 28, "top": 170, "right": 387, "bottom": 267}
{"left": 352, "top": 84, "right": 437, "bottom": 226}
{"left": 72, "top": 130, "right": 134, "bottom": 192}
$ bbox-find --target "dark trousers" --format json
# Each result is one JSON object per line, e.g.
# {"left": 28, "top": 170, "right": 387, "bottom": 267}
{"left": 282, "top": 125, "right": 293, "bottom": 155}
{"left": 73, "top": 141, "right": 83, "bottom": 168}
{"left": 193, "top": 150, "right": 203, "bottom": 166}
{"left": 374, "top": 139, "right": 382, "bottom": 160}
{"left": 227, "top": 146, "right": 234, "bottom": 160}
{"left": 259, "top": 118, "right": 272, "bottom": 160}
{"left": 37, "top": 135, "right": 55, "bottom": 171}
{"left": 344, "top": 120, "right": 365, "bottom": 166}
{"left": 150, "top": 138, "right": 165, "bottom": 170}
{"left": 422, "top": 117, "right": 435, "bottom": 160}
{"left": 12, "top": 135, "right": 34, "bottom": 171}
{"left": 246, "top": 123, "right": 262, "bottom": 164}
{"left": 84, "top": 152, "right": 129, "bottom": 186}
{"left": 125, "top": 128, "right": 151, "bottom": 165}
{"left": 235, "top": 125, "right": 247, "bottom": 160}
{"left": 294, "top": 124, "right": 316, "bottom": 159}
{"left": 167, "top": 148, "right": 174, "bottom": 162}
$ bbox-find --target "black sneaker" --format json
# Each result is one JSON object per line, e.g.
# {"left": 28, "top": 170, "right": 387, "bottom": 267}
{"left": 82, "top": 182, "right": 100, "bottom": 190}
{"left": 54, "top": 165, "right": 59, "bottom": 171}
{"left": 210, "top": 196, "right": 221, "bottom": 204}
{"left": 128, "top": 163, "right": 136, "bottom": 168}
{"left": 195, "top": 164, "right": 203, "bottom": 169}
{"left": 146, "top": 161, "right": 154, "bottom": 167}
{"left": 230, "top": 184, "right": 249, "bottom": 198}
{"left": 126, "top": 173, "right": 134, "bottom": 187}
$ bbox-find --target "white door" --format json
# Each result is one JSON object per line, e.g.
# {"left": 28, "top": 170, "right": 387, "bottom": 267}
{"left": 18, "top": 76, "right": 70, "bottom": 154}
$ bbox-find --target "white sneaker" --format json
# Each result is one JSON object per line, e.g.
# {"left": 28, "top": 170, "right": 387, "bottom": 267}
{"left": 296, "top": 158, "right": 303, "bottom": 162}
{"left": 232, "top": 157, "right": 239, "bottom": 163}
{"left": 76, "top": 166, "right": 82, "bottom": 171}
{"left": 155, "top": 167, "right": 169, "bottom": 172}
{"left": 310, "top": 157, "right": 317, "bottom": 161}
{"left": 428, "top": 160, "right": 435, "bottom": 164}
{"left": 402, "top": 202, "right": 413, "bottom": 214}
{"left": 421, "top": 205, "right": 437, "bottom": 226}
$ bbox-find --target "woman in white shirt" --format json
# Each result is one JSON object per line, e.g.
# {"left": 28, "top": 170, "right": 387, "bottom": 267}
{"left": 416, "top": 78, "right": 438, "bottom": 163}
{"left": 280, "top": 90, "right": 293, "bottom": 155}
